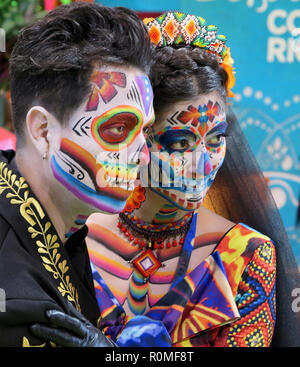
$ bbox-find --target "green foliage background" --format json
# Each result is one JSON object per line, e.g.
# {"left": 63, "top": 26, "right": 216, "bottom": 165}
{"left": 0, "top": 0, "right": 45, "bottom": 91}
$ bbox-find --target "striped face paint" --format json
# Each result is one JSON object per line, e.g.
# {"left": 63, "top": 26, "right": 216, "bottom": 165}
{"left": 135, "top": 75, "right": 153, "bottom": 116}
{"left": 50, "top": 67, "right": 154, "bottom": 214}
{"left": 141, "top": 94, "right": 227, "bottom": 211}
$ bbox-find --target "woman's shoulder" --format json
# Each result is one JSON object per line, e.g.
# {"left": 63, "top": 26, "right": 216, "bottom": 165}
{"left": 197, "top": 209, "right": 276, "bottom": 296}
{"left": 195, "top": 206, "right": 273, "bottom": 246}
{"left": 195, "top": 207, "right": 274, "bottom": 274}
{"left": 195, "top": 206, "right": 236, "bottom": 239}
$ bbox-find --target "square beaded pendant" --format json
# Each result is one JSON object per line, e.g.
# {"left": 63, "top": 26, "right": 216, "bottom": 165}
{"left": 132, "top": 249, "right": 162, "bottom": 278}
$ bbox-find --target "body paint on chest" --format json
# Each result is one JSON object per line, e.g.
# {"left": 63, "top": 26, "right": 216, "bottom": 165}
{"left": 127, "top": 269, "right": 149, "bottom": 315}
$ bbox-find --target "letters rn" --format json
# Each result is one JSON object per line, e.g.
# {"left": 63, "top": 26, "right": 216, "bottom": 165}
{"left": 267, "top": 9, "right": 300, "bottom": 63}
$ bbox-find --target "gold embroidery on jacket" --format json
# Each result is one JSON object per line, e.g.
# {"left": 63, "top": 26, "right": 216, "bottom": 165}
{"left": 22, "top": 336, "right": 57, "bottom": 347}
{"left": 0, "top": 162, "right": 81, "bottom": 311}
{"left": 22, "top": 336, "right": 46, "bottom": 347}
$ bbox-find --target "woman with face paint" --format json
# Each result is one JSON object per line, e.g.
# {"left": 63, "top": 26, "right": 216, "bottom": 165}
{"left": 85, "top": 13, "right": 278, "bottom": 347}
{"left": 34, "top": 12, "right": 300, "bottom": 347}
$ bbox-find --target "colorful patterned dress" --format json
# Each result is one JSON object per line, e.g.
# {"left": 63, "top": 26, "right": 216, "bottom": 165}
{"left": 90, "top": 215, "right": 276, "bottom": 347}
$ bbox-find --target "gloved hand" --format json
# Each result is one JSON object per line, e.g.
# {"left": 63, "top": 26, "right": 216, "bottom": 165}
{"left": 30, "top": 304, "right": 117, "bottom": 347}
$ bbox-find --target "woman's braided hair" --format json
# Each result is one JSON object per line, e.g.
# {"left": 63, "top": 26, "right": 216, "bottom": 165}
{"left": 150, "top": 46, "right": 228, "bottom": 114}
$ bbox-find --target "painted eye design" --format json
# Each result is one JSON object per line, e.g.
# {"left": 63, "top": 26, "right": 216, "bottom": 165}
{"left": 205, "top": 120, "right": 228, "bottom": 148}
{"left": 98, "top": 113, "right": 137, "bottom": 144}
{"left": 100, "top": 123, "right": 126, "bottom": 143}
{"left": 111, "top": 126, "right": 125, "bottom": 135}
{"left": 169, "top": 139, "right": 190, "bottom": 151}
{"left": 91, "top": 106, "right": 143, "bottom": 151}
{"left": 158, "top": 129, "right": 197, "bottom": 153}
{"left": 206, "top": 134, "right": 226, "bottom": 147}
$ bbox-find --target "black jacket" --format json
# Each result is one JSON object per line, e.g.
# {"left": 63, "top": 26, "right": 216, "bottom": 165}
{"left": 0, "top": 150, "right": 100, "bottom": 346}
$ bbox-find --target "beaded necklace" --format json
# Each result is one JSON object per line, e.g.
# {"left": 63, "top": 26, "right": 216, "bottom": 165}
{"left": 117, "top": 211, "right": 193, "bottom": 280}
{"left": 118, "top": 211, "right": 193, "bottom": 249}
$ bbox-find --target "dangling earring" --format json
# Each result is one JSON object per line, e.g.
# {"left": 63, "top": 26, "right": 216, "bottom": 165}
{"left": 42, "top": 152, "right": 48, "bottom": 160}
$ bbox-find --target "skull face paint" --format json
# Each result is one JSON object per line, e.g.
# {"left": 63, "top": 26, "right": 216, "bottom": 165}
{"left": 50, "top": 67, "right": 154, "bottom": 214}
{"left": 140, "top": 94, "right": 227, "bottom": 211}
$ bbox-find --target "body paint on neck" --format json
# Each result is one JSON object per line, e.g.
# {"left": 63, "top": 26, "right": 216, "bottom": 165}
{"left": 88, "top": 247, "right": 132, "bottom": 280}
{"left": 153, "top": 204, "right": 178, "bottom": 224}
{"left": 88, "top": 222, "right": 138, "bottom": 260}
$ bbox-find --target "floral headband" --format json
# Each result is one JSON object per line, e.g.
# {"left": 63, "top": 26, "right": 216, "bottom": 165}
{"left": 144, "top": 12, "right": 235, "bottom": 97}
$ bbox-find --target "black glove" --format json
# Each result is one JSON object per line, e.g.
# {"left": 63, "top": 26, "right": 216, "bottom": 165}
{"left": 30, "top": 304, "right": 117, "bottom": 347}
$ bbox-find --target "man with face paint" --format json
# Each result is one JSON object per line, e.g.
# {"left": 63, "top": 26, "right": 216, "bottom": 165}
{"left": 0, "top": 3, "right": 154, "bottom": 346}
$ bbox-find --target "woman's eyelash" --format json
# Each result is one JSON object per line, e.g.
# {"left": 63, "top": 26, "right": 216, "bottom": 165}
{"left": 212, "top": 133, "right": 228, "bottom": 138}
{"left": 206, "top": 133, "right": 228, "bottom": 146}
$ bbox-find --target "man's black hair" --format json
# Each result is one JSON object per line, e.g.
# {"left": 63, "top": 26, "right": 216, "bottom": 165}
{"left": 9, "top": 2, "right": 153, "bottom": 142}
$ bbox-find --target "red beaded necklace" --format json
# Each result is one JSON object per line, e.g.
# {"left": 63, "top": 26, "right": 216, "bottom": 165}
{"left": 117, "top": 211, "right": 193, "bottom": 279}
{"left": 118, "top": 211, "right": 192, "bottom": 249}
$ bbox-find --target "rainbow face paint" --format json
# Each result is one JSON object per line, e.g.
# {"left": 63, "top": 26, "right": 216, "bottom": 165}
{"left": 51, "top": 67, "right": 154, "bottom": 214}
{"left": 91, "top": 106, "right": 144, "bottom": 151}
{"left": 140, "top": 95, "right": 227, "bottom": 211}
